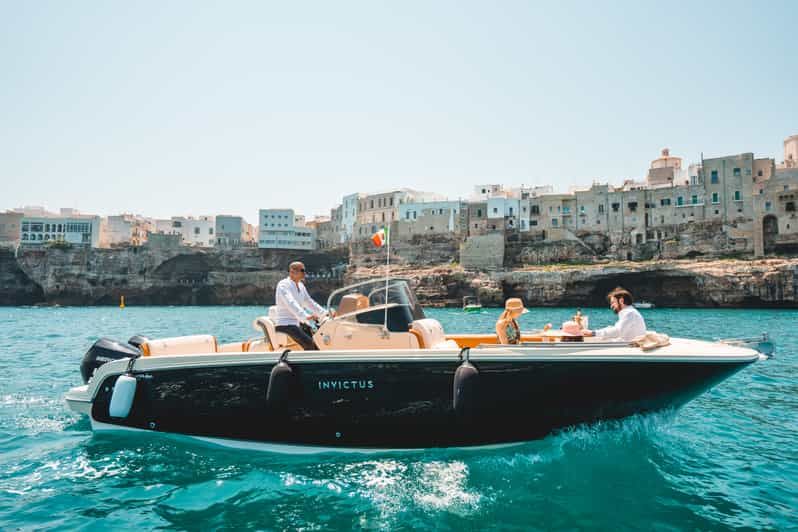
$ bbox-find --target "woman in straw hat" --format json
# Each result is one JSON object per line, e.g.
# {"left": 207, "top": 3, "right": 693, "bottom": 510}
{"left": 496, "top": 298, "right": 528, "bottom": 344}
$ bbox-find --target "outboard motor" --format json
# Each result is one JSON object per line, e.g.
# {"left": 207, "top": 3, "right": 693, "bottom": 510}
{"left": 80, "top": 338, "right": 141, "bottom": 384}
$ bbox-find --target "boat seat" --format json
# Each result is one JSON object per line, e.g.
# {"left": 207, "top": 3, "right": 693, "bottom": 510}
{"left": 252, "top": 315, "right": 291, "bottom": 351}
{"left": 141, "top": 334, "right": 218, "bottom": 356}
{"left": 410, "top": 319, "right": 460, "bottom": 350}
{"left": 218, "top": 342, "right": 246, "bottom": 353}
{"left": 338, "top": 293, "right": 369, "bottom": 315}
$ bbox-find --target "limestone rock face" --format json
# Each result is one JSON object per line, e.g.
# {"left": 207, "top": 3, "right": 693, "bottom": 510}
{"left": 1, "top": 243, "right": 797, "bottom": 308}
{"left": 348, "top": 259, "right": 798, "bottom": 308}
{"left": 0, "top": 248, "right": 44, "bottom": 305}
{"left": 3, "top": 245, "right": 348, "bottom": 306}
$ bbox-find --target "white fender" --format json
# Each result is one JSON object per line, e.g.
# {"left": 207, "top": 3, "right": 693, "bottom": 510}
{"left": 109, "top": 374, "right": 137, "bottom": 418}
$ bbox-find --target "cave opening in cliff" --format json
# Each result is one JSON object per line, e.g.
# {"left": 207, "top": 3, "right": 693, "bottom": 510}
{"left": 581, "top": 272, "right": 702, "bottom": 307}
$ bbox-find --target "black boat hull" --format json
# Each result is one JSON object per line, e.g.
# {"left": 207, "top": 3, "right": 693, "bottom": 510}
{"left": 88, "top": 357, "right": 752, "bottom": 449}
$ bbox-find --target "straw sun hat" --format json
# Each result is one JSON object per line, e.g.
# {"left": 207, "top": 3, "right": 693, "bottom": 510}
{"left": 504, "top": 298, "right": 528, "bottom": 315}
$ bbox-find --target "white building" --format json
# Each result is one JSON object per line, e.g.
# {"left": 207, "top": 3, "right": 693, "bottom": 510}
{"left": 341, "top": 192, "right": 365, "bottom": 242}
{"left": 259, "top": 208, "right": 316, "bottom": 250}
{"left": 153, "top": 216, "right": 215, "bottom": 247}
{"left": 399, "top": 200, "right": 463, "bottom": 232}
{"left": 21, "top": 213, "right": 103, "bottom": 247}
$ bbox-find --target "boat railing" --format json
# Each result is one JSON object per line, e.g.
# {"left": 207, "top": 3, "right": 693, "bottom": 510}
{"left": 718, "top": 333, "right": 774, "bottom": 358}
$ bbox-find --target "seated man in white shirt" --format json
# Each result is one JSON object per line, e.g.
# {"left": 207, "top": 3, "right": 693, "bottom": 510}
{"left": 583, "top": 287, "right": 647, "bottom": 342}
{"left": 273, "top": 261, "right": 330, "bottom": 350}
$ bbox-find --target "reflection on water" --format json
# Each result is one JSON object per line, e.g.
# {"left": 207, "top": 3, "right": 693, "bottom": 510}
{"left": 0, "top": 306, "right": 796, "bottom": 529}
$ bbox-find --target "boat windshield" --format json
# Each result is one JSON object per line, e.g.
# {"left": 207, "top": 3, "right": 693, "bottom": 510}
{"left": 327, "top": 278, "right": 425, "bottom": 320}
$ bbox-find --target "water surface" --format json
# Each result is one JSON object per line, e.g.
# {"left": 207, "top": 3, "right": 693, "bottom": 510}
{"left": 0, "top": 306, "right": 795, "bottom": 529}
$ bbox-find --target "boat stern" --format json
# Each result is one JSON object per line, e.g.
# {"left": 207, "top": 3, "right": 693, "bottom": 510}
{"left": 65, "top": 384, "right": 92, "bottom": 415}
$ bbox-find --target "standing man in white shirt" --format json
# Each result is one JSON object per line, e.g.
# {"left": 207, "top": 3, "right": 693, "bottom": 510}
{"left": 583, "top": 287, "right": 647, "bottom": 342}
{"left": 274, "top": 261, "right": 330, "bottom": 350}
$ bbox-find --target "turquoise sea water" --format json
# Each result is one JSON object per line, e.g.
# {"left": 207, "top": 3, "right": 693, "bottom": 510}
{"left": 0, "top": 305, "right": 796, "bottom": 530}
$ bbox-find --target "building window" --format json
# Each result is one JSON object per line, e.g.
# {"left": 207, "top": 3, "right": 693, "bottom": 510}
{"left": 758, "top": 170, "right": 763, "bottom": 177}
{"left": 551, "top": 219, "right": 558, "bottom": 227}
{"left": 493, "top": 208, "right": 498, "bottom": 214}
{"left": 531, "top": 205, "right": 540, "bottom": 215}
{"left": 691, "top": 195, "right": 698, "bottom": 205}
{"left": 509, "top": 207, "right": 513, "bottom": 216}
{"left": 611, "top": 203, "right": 620, "bottom": 212}
{"left": 734, "top": 190, "right": 741, "bottom": 201}
{"left": 598, "top": 204, "right": 604, "bottom": 214}
{"left": 677, "top": 196, "right": 684, "bottom": 206}
{"left": 477, "top": 209, "right": 482, "bottom": 217}
{"left": 765, "top": 202, "right": 772, "bottom": 211}
{"left": 580, "top": 205, "right": 585, "bottom": 213}
{"left": 787, "top": 202, "right": 796, "bottom": 212}
{"left": 194, "top": 227, "right": 200, "bottom": 235}
{"left": 711, "top": 170, "right": 719, "bottom": 184}
{"left": 733, "top": 167, "right": 741, "bottom": 177}
{"left": 530, "top": 220, "right": 538, "bottom": 226}
{"left": 660, "top": 198, "right": 671, "bottom": 206}
{"left": 712, "top": 192, "right": 719, "bottom": 204}
{"left": 628, "top": 202, "right": 638, "bottom": 212}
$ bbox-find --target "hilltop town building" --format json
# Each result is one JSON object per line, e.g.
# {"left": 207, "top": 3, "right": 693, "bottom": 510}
{"left": 396, "top": 200, "right": 467, "bottom": 236}
{"left": 154, "top": 216, "right": 215, "bottom": 247}
{"left": 354, "top": 189, "right": 444, "bottom": 237}
{"left": 341, "top": 193, "right": 365, "bottom": 242}
{"left": 258, "top": 208, "right": 316, "bottom": 250}
{"left": 780, "top": 135, "right": 798, "bottom": 169}
{"left": 20, "top": 209, "right": 103, "bottom": 247}
{"left": 215, "top": 215, "right": 255, "bottom": 248}
{"left": 0, "top": 211, "right": 23, "bottom": 247}
{"left": 104, "top": 214, "right": 155, "bottom": 247}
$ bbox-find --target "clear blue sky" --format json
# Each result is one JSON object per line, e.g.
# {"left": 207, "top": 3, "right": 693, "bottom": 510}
{"left": 1, "top": 1, "right": 796, "bottom": 221}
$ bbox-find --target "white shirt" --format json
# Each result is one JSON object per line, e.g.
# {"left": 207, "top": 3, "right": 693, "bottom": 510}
{"left": 274, "top": 277, "right": 327, "bottom": 327}
{"left": 595, "top": 306, "right": 647, "bottom": 342}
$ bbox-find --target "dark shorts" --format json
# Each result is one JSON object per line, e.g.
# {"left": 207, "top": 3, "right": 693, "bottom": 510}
{"left": 275, "top": 324, "right": 318, "bottom": 351}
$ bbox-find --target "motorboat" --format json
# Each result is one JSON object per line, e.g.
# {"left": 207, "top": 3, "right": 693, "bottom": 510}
{"left": 636, "top": 301, "right": 655, "bottom": 309}
{"left": 65, "top": 278, "right": 773, "bottom": 452}
{"left": 462, "top": 295, "right": 483, "bottom": 312}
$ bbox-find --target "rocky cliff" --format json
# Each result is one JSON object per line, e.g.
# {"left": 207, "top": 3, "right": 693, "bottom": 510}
{"left": 348, "top": 258, "right": 798, "bottom": 308}
{"left": 1, "top": 243, "right": 796, "bottom": 307}
{"left": 2, "top": 245, "right": 348, "bottom": 306}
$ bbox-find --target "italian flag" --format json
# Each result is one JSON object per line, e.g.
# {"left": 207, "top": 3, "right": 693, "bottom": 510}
{"left": 371, "top": 227, "right": 388, "bottom": 247}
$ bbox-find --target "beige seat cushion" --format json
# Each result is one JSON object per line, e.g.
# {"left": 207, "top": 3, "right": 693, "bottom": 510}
{"left": 411, "top": 319, "right": 459, "bottom": 350}
{"left": 252, "top": 315, "right": 291, "bottom": 350}
{"left": 141, "top": 334, "right": 217, "bottom": 356}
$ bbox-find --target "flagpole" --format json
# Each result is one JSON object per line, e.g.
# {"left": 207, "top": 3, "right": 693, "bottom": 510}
{"left": 383, "top": 225, "right": 390, "bottom": 331}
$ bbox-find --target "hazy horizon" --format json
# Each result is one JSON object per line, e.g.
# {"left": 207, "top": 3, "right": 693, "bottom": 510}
{"left": 2, "top": 0, "right": 796, "bottom": 221}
